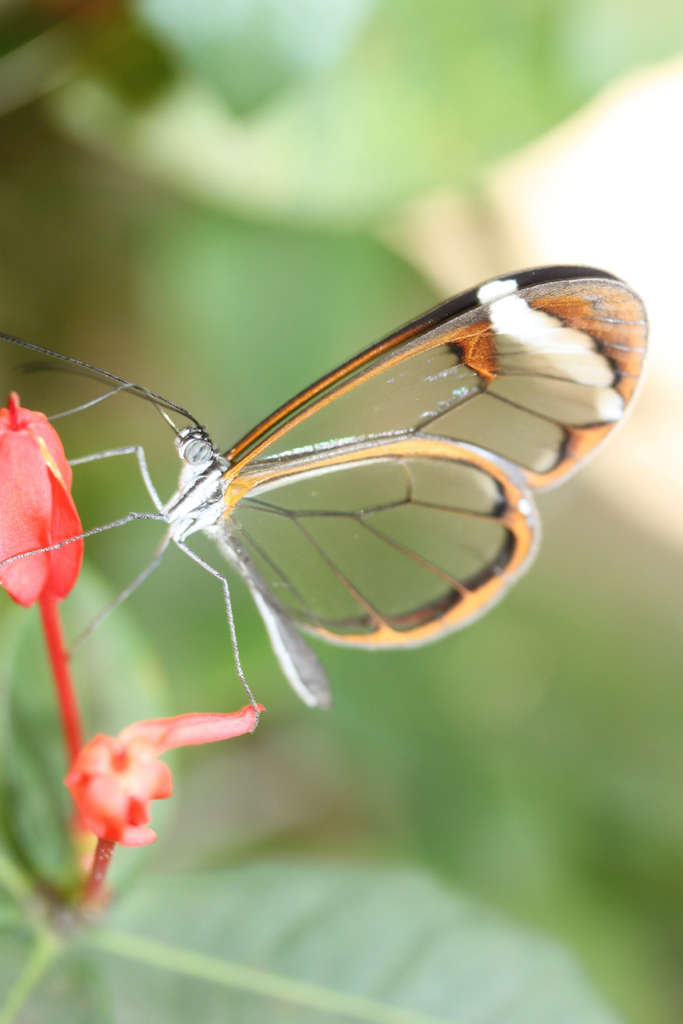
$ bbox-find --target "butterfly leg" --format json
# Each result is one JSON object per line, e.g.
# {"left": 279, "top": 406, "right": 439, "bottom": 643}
{"left": 173, "top": 538, "right": 260, "bottom": 717}
{"left": 0, "top": 512, "right": 167, "bottom": 572}
{"left": 214, "top": 533, "right": 332, "bottom": 711}
{"left": 69, "top": 446, "right": 164, "bottom": 512}
{"left": 69, "top": 532, "right": 172, "bottom": 655}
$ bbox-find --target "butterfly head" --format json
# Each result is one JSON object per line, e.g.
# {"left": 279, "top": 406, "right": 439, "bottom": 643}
{"left": 176, "top": 426, "right": 217, "bottom": 468}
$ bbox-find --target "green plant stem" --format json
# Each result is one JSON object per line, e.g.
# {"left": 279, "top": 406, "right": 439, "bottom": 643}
{"left": 0, "top": 930, "right": 60, "bottom": 1024}
{"left": 38, "top": 589, "right": 83, "bottom": 765}
{"left": 91, "top": 929, "right": 457, "bottom": 1024}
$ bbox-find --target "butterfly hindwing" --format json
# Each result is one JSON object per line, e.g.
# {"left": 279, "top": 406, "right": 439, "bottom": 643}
{"left": 224, "top": 436, "right": 537, "bottom": 647}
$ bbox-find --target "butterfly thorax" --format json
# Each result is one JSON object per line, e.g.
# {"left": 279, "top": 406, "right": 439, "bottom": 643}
{"left": 164, "top": 427, "right": 229, "bottom": 541}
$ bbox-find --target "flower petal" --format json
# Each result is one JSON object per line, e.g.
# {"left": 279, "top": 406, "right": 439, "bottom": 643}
{"left": 119, "top": 824, "right": 157, "bottom": 847}
{"left": 27, "top": 417, "right": 73, "bottom": 491}
{"left": 127, "top": 795, "right": 152, "bottom": 826}
{"left": 0, "top": 428, "right": 51, "bottom": 605}
{"left": 0, "top": 398, "right": 83, "bottom": 605}
{"left": 119, "top": 705, "right": 263, "bottom": 752}
{"left": 75, "top": 774, "right": 130, "bottom": 841}
{"left": 45, "top": 469, "right": 83, "bottom": 600}
{"left": 65, "top": 734, "right": 119, "bottom": 782}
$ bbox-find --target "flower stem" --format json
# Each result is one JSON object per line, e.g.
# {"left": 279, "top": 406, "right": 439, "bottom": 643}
{"left": 38, "top": 590, "right": 83, "bottom": 765}
{"left": 85, "top": 839, "right": 115, "bottom": 904}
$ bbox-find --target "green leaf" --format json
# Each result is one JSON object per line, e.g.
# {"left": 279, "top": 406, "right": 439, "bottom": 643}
{"left": 0, "top": 564, "right": 168, "bottom": 892}
{"left": 51, "top": 0, "right": 683, "bottom": 226}
{"left": 133, "top": 0, "right": 378, "bottom": 115}
{"left": 82, "top": 862, "right": 623, "bottom": 1023}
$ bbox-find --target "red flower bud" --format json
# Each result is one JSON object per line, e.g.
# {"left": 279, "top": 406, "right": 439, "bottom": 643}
{"left": 65, "top": 705, "right": 264, "bottom": 846}
{"left": 0, "top": 392, "right": 83, "bottom": 606}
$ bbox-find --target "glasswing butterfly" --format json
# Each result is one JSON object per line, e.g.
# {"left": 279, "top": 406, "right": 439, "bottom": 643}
{"left": 0, "top": 265, "right": 648, "bottom": 709}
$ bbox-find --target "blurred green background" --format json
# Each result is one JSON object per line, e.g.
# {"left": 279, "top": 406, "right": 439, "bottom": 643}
{"left": 1, "top": 1, "right": 683, "bottom": 1022}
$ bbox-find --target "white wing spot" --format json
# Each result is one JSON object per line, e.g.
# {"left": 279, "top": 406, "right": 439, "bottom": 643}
{"left": 488, "top": 293, "right": 560, "bottom": 340}
{"left": 477, "top": 278, "right": 518, "bottom": 304}
{"left": 484, "top": 292, "right": 615, "bottom": 388}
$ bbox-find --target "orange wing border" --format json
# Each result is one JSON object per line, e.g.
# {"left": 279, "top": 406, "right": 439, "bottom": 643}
{"left": 522, "top": 278, "right": 647, "bottom": 487}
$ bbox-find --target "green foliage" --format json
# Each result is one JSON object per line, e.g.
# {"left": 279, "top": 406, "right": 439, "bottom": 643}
{"left": 77, "top": 14, "right": 175, "bottom": 109}
{"left": 133, "top": 0, "right": 378, "bottom": 114}
{"left": 0, "top": 861, "right": 624, "bottom": 1022}
{"left": 0, "top": 7, "right": 57, "bottom": 61}
{"left": 50, "top": 0, "right": 683, "bottom": 225}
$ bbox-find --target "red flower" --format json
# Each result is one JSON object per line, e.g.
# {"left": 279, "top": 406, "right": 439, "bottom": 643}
{"left": 0, "top": 392, "right": 83, "bottom": 606}
{"left": 65, "top": 705, "right": 264, "bottom": 846}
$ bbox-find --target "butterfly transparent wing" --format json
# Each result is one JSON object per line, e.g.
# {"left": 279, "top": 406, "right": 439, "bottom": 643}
{"left": 224, "top": 438, "right": 537, "bottom": 648}
{"left": 229, "top": 274, "right": 647, "bottom": 490}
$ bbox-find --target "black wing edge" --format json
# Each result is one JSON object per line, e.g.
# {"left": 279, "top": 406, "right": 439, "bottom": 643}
{"left": 407, "top": 265, "right": 620, "bottom": 336}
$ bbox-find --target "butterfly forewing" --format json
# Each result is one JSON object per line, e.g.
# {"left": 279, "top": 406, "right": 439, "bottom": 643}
{"left": 227, "top": 271, "right": 646, "bottom": 490}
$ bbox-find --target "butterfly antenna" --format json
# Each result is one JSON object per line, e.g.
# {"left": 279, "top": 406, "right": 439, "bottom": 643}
{"left": 19, "top": 361, "right": 185, "bottom": 437}
{"left": 47, "top": 382, "right": 135, "bottom": 421}
{"left": 155, "top": 405, "right": 180, "bottom": 435}
{"left": 1, "top": 332, "right": 202, "bottom": 428}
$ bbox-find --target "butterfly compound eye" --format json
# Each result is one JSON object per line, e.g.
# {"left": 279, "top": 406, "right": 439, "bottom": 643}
{"left": 184, "top": 437, "right": 213, "bottom": 466}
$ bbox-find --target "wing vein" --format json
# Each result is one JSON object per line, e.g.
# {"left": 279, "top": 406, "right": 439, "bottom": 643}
{"left": 237, "top": 523, "right": 315, "bottom": 619}
{"left": 357, "top": 518, "right": 467, "bottom": 594}
{"left": 484, "top": 389, "right": 580, "bottom": 427}
{"left": 291, "top": 518, "right": 387, "bottom": 630}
